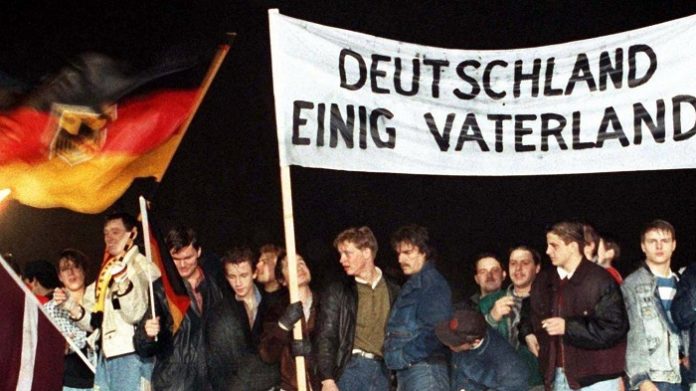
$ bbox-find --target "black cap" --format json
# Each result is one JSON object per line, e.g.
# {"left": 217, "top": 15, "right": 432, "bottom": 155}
{"left": 435, "top": 309, "right": 487, "bottom": 347}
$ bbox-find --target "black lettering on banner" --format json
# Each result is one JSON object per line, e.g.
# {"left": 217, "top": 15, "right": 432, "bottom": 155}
{"left": 329, "top": 104, "right": 355, "bottom": 148}
{"left": 565, "top": 53, "right": 597, "bottom": 95}
{"left": 316, "top": 103, "right": 326, "bottom": 146}
{"left": 292, "top": 100, "right": 313, "bottom": 145}
{"left": 488, "top": 114, "right": 512, "bottom": 152}
{"left": 513, "top": 59, "right": 541, "bottom": 98}
{"left": 599, "top": 49, "right": 623, "bottom": 91}
{"left": 424, "top": 112, "right": 454, "bottom": 152}
{"left": 543, "top": 58, "right": 563, "bottom": 97}
{"left": 673, "top": 95, "right": 696, "bottom": 141}
{"left": 454, "top": 60, "right": 481, "bottom": 99}
{"left": 358, "top": 106, "right": 368, "bottom": 149}
{"left": 540, "top": 113, "right": 569, "bottom": 151}
{"left": 483, "top": 60, "right": 508, "bottom": 99}
{"left": 515, "top": 114, "right": 537, "bottom": 152}
{"left": 595, "top": 107, "right": 629, "bottom": 148}
{"left": 455, "top": 113, "right": 489, "bottom": 152}
{"left": 339, "top": 49, "right": 367, "bottom": 90}
{"left": 394, "top": 57, "right": 420, "bottom": 96}
{"left": 572, "top": 111, "right": 595, "bottom": 149}
{"left": 628, "top": 44, "right": 657, "bottom": 88}
{"left": 633, "top": 100, "right": 665, "bottom": 144}
{"left": 370, "top": 54, "right": 391, "bottom": 94}
{"left": 370, "top": 108, "right": 396, "bottom": 148}
{"left": 423, "top": 59, "right": 449, "bottom": 98}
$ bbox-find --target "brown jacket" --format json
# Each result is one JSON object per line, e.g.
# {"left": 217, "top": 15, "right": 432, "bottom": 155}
{"left": 529, "top": 259, "right": 627, "bottom": 389}
{"left": 259, "top": 295, "right": 320, "bottom": 391}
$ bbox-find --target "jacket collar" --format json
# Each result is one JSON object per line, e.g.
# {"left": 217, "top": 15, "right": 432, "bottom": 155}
{"left": 552, "top": 258, "right": 591, "bottom": 286}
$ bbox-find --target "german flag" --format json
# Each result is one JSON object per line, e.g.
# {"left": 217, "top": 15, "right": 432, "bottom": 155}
{"left": 147, "top": 209, "right": 190, "bottom": 333}
{"left": 0, "top": 51, "right": 209, "bottom": 213}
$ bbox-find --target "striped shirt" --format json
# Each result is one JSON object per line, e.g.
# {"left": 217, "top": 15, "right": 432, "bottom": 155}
{"left": 656, "top": 273, "right": 678, "bottom": 331}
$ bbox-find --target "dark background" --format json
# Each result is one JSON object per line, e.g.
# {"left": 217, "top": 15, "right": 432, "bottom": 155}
{"left": 1, "top": 1, "right": 695, "bottom": 301}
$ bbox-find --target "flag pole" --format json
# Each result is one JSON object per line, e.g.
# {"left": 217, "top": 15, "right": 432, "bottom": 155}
{"left": 280, "top": 165, "right": 308, "bottom": 391}
{"left": 158, "top": 33, "right": 236, "bottom": 178}
{"left": 139, "top": 196, "right": 157, "bottom": 334}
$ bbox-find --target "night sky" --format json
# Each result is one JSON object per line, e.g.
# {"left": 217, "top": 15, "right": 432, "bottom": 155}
{"left": 1, "top": 1, "right": 696, "bottom": 301}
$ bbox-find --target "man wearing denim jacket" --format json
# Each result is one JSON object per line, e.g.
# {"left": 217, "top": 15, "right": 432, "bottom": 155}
{"left": 384, "top": 224, "right": 453, "bottom": 391}
{"left": 623, "top": 219, "right": 683, "bottom": 390}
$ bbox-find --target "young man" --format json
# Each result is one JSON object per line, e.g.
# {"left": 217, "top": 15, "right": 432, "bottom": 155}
{"left": 623, "top": 220, "right": 683, "bottom": 390}
{"left": 134, "top": 226, "right": 223, "bottom": 390}
{"left": 486, "top": 245, "right": 543, "bottom": 389}
{"left": 23, "top": 259, "right": 59, "bottom": 304}
{"left": 256, "top": 244, "right": 287, "bottom": 310}
{"left": 55, "top": 212, "right": 160, "bottom": 391}
{"left": 527, "top": 221, "right": 627, "bottom": 390}
{"left": 436, "top": 308, "right": 528, "bottom": 391}
{"left": 204, "top": 246, "right": 279, "bottom": 391}
{"left": 46, "top": 249, "right": 95, "bottom": 390}
{"left": 385, "top": 224, "right": 453, "bottom": 391}
{"left": 256, "top": 244, "right": 282, "bottom": 293}
{"left": 316, "top": 226, "right": 399, "bottom": 391}
{"left": 223, "top": 247, "right": 265, "bottom": 345}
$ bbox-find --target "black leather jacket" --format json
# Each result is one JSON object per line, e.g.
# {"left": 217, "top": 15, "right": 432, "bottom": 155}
{"left": 134, "top": 274, "right": 223, "bottom": 391}
{"left": 316, "top": 274, "right": 399, "bottom": 382}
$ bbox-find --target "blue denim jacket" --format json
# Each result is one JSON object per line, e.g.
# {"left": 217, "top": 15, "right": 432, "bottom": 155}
{"left": 622, "top": 265, "right": 682, "bottom": 388}
{"left": 450, "top": 327, "right": 529, "bottom": 391}
{"left": 384, "top": 261, "right": 453, "bottom": 370}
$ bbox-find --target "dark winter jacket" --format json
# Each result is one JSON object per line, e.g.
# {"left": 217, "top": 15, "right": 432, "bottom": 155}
{"left": 204, "top": 295, "right": 280, "bottom": 391}
{"left": 134, "top": 273, "right": 223, "bottom": 391}
{"left": 527, "top": 259, "right": 627, "bottom": 390}
{"left": 672, "top": 263, "right": 696, "bottom": 384}
{"left": 315, "top": 274, "right": 400, "bottom": 382}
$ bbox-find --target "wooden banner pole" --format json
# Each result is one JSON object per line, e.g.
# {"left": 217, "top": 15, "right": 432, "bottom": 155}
{"left": 280, "top": 165, "right": 308, "bottom": 391}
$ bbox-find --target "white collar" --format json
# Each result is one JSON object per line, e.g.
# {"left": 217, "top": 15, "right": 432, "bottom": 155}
{"left": 355, "top": 267, "right": 383, "bottom": 289}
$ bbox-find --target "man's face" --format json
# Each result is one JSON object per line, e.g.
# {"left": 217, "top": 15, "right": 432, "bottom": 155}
{"left": 508, "top": 249, "right": 539, "bottom": 290}
{"left": 103, "top": 218, "right": 135, "bottom": 257}
{"left": 58, "top": 258, "right": 86, "bottom": 292}
{"left": 395, "top": 241, "right": 426, "bottom": 276}
{"left": 337, "top": 241, "right": 372, "bottom": 276}
{"left": 546, "top": 233, "right": 578, "bottom": 269}
{"left": 280, "top": 255, "right": 312, "bottom": 287}
{"left": 641, "top": 229, "right": 676, "bottom": 267}
{"left": 171, "top": 244, "right": 201, "bottom": 281}
{"left": 225, "top": 261, "right": 256, "bottom": 299}
{"left": 256, "top": 250, "right": 278, "bottom": 284}
{"left": 473, "top": 257, "right": 505, "bottom": 295}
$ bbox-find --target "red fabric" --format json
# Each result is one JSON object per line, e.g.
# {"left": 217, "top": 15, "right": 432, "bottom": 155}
{"left": 606, "top": 266, "right": 623, "bottom": 285}
{"left": 0, "top": 262, "right": 65, "bottom": 391}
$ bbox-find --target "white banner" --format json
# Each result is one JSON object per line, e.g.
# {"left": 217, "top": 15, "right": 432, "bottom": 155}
{"left": 269, "top": 10, "right": 696, "bottom": 176}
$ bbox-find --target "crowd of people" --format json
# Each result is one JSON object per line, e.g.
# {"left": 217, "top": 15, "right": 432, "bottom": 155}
{"left": 11, "top": 212, "right": 696, "bottom": 391}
